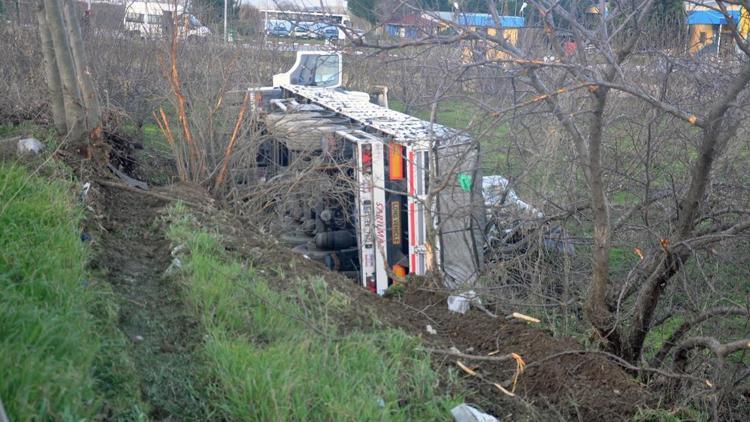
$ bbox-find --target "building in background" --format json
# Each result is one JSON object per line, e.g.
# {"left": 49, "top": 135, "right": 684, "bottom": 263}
{"left": 685, "top": 1, "right": 745, "bottom": 54}
{"left": 242, "top": 0, "right": 347, "bottom": 14}
{"left": 384, "top": 11, "right": 524, "bottom": 43}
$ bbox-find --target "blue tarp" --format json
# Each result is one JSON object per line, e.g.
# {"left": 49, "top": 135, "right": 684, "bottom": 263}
{"left": 457, "top": 13, "right": 525, "bottom": 28}
{"left": 687, "top": 9, "right": 741, "bottom": 25}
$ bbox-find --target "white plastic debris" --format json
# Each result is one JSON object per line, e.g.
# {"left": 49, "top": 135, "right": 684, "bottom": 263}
{"left": 426, "top": 325, "right": 437, "bottom": 335}
{"left": 162, "top": 258, "right": 182, "bottom": 278}
{"left": 482, "top": 175, "right": 543, "bottom": 218}
{"left": 17, "top": 137, "right": 44, "bottom": 155}
{"left": 79, "top": 182, "right": 91, "bottom": 201}
{"left": 171, "top": 244, "right": 186, "bottom": 257}
{"left": 447, "top": 290, "right": 480, "bottom": 315}
{"left": 451, "top": 404, "right": 499, "bottom": 422}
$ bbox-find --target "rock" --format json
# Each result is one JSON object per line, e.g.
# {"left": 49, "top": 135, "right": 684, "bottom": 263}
{"left": 132, "top": 335, "right": 144, "bottom": 343}
{"left": 17, "top": 137, "right": 44, "bottom": 155}
{"left": 426, "top": 325, "right": 437, "bottom": 335}
{"left": 451, "top": 404, "right": 499, "bottom": 422}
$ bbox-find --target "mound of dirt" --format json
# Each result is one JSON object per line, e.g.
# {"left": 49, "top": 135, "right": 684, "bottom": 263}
{"left": 378, "top": 286, "right": 648, "bottom": 420}
{"left": 182, "top": 202, "right": 649, "bottom": 420}
{"left": 87, "top": 178, "right": 647, "bottom": 420}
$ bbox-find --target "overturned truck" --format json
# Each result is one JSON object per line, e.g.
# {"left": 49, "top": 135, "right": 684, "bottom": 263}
{"left": 247, "top": 52, "right": 485, "bottom": 295}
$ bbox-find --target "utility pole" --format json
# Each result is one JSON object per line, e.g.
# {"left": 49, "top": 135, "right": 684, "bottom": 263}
{"left": 224, "top": 0, "right": 227, "bottom": 42}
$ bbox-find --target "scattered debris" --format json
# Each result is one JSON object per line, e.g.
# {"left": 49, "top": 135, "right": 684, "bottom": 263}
{"left": 448, "top": 290, "right": 479, "bottom": 314}
{"left": 451, "top": 403, "right": 499, "bottom": 422}
{"left": 107, "top": 163, "right": 149, "bottom": 190}
{"left": 426, "top": 324, "right": 437, "bottom": 335}
{"left": 456, "top": 360, "right": 478, "bottom": 376}
{"left": 508, "top": 312, "right": 540, "bottom": 323}
{"left": 171, "top": 244, "right": 186, "bottom": 257}
{"left": 16, "top": 137, "right": 44, "bottom": 155}
{"left": 163, "top": 257, "right": 182, "bottom": 278}
{"left": 0, "top": 395, "right": 8, "bottom": 422}
{"left": 132, "top": 335, "right": 144, "bottom": 343}
{"left": 494, "top": 383, "right": 515, "bottom": 397}
{"left": 79, "top": 182, "right": 91, "bottom": 202}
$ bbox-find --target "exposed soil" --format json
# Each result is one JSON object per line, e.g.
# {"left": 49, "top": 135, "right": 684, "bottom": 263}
{"left": 88, "top": 182, "right": 213, "bottom": 420}
{"left": 176, "top": 197, "right": 649, "bottom": 421}
{"left": 247, "top": 246, "right": 649, "bottom": 420}
{"left": 379, "top": 286, "right": 648, "bottom": 420}
{"left": 83, "top": 169, "right": 647, "bottom": 421}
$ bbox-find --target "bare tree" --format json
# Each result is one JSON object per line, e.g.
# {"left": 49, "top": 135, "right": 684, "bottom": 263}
{"left": 346, "top": 0, "right": 750, "bottom": 416}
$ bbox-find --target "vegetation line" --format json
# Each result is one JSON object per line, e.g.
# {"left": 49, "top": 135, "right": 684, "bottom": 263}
{"left": 0, "top": 163, "right": 142, "bottom": 420}
{"left": 164, "top": 203, "right": 461, "bottom": 421}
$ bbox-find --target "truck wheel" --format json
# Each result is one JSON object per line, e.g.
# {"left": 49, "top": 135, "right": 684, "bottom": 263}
{"left": 314, "top": 230, "right": 356, "bottom": 250}
{"left": 280, "top": 231, "right": 313, "bottom": 247}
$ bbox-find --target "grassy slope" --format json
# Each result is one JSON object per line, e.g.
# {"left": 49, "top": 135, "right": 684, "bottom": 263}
{"left": 166, "top": 204, "right": 461, "bottom": 421}
{"left": 0, "top": 163, "right": 143, "bottom": 419}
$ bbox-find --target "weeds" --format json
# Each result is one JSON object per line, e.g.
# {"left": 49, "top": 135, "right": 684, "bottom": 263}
{"left": 0, "top": 163, "right": 142, "bottom": 419}
{"left": 166, "top": 204, "right": 461, "bottom": 420}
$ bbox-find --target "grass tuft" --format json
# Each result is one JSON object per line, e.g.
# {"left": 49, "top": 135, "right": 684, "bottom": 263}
{"left": 0, "top": 163, "right": 142, "bottom": 420}
{"left": 166, "top": 204, "right": 461, "bottom": 421}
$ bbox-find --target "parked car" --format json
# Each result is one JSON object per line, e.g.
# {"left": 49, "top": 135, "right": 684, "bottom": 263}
{"left": 267, "top": 25, "right": 289, "bottom": 38}
{"left": 291, "top": 23, "right": 314, "bottom": 39}
{"left": 322, "top": 26, "right": 339, "bottom": 40}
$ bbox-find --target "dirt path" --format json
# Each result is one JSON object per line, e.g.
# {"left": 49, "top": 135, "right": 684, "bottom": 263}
{"left": 92, "top": 185, "right": 211, "bottom": 420}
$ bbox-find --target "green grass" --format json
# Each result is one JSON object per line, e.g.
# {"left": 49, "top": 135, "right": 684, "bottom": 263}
{"left": 166, "top": 204, "right": 461, "bottom": 421}
{"left": 0, "top": 163, "right": 143, "bottom": 419}
{"left": 390, "top": 98, "right": 515, "bottom": 175}
{"left": 0, "top": 121, "right": 58, "bottom": 151}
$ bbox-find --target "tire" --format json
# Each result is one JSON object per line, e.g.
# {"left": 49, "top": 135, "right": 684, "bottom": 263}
{"left": 280, "top": 231, "right": 314, "bottom": 247}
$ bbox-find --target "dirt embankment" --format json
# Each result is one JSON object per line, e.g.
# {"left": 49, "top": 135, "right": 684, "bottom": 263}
{"left": 87, "top": 177, "right": 646, "bottom": 420}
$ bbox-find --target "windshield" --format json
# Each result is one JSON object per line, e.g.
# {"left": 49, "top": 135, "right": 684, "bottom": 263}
{"left": 313, "top": 55, "right": 340, "bottom": 87}
{"left": 289, "top": 54, "right": 341, "bottom": 87}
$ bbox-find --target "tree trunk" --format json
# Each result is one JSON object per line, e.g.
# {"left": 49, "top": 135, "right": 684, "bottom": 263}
{"left": 62, "top": 0, "right": 100, "bottom": 127}
{"left": 43, "top": 0, "right": 85, "bottom": 142}
{"left": 36, "top": 2, "right": 66, "bottom": 135}
{"left": 584, "top": 89, "right": 619, "bottom": 349}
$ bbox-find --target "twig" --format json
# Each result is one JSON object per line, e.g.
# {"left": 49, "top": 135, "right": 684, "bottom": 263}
{"left": 420, "top": 347, "right": 516, "bottom": 362}
{"left": 95, "top": 180, "right": 203, "bottom": 208}
{"left": 213, "top": 90, "right": 250, "bottom": 191}
{"left": 526, "top": 349, "right": 704, "bottom": 383}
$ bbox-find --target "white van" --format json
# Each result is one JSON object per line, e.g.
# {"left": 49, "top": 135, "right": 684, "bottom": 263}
{"left": 123, "top": 1, "right": 211, "bottom": 39}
